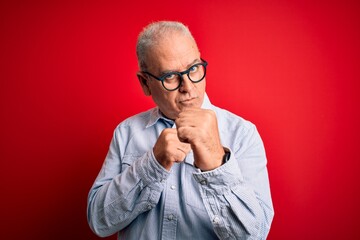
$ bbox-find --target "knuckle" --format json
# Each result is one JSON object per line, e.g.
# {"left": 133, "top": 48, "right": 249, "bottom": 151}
{"left": 161, "top": 128, "right": 174, "bottom": 138}
{"left": 174, "top": 118, "right": 180, "bottom": 126}
{"left": 162, "top": 128, "right": 171, "bottom": 134}
{"left": 164, "top": 135, "right": 173, "bottom": 143}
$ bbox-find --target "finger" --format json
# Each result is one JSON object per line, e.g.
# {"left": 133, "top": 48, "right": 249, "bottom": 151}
{"left": 162, "top": 128, "right": 178, "bottom": 135}
{"left": 175, "top": 117, "right": 196, "bottom": 129}
{"left": 177, "top": 126, "right": 197, "bottom": 143}
{"left": 173, "top": 148, "right": 187, "bottom": 162}
{"left": 177, "top": 142, "right": 191, "bottom": 154}
{"left": 176, "top": 109, "right": 204, "bottom": 127}
{"left": 160, "top": 128, "right": 180, "bottom": 144}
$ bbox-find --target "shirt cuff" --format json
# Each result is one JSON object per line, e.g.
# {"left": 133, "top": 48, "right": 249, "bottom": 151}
{"left": 192, "top": 149, "right": 244, "bottom": 195}
{"left": 135, "top": 150, "right": 171, "bottom": 188}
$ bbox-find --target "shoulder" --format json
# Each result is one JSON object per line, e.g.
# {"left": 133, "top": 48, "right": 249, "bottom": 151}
{"left": 114, "top": 108, "right": 155, "bottom": 133}
{"left": 212, "top": 105, "right": 264, "bottom": 152}
{"left": 203, "top": 94, "right": 256, "bottom": 134}
{"left": 212, "top": 105, "right": 256, "bottom": 134}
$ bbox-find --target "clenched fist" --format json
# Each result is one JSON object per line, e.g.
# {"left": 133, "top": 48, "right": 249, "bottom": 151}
{"left": 175, "top": 108, "right": 225, "bottom": 171}
{"left": 153, "top": 128, "right": 191, "bottom": 171}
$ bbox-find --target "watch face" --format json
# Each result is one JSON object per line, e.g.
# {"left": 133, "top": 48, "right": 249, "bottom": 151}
{"left": 223, "top": 151, "right": 230, "bottom": 164}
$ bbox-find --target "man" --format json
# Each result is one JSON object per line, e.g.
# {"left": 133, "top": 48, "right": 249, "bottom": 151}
{"left": 87, "top": 21, "right": 274, "bottom": 239}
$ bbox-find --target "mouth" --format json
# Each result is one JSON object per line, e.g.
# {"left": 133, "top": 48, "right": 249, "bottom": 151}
{"left": 179, "top": 97, "right": 197, "bottom": 103}
{"left": 179, "top": 97, "right": 199, "bottom": 107}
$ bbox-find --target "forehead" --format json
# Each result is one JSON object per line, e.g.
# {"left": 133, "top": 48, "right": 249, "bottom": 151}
{"left": 145, "top": 32, "right": 200, "bottom": 73}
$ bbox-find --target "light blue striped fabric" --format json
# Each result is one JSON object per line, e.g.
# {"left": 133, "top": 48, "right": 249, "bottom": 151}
{"left": 87, "top": 94, "right": 274, "bottom": 239}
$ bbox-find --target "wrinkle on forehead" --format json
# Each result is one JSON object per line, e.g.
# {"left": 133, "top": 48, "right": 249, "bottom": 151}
{"left": 145, "top": 32, "right": 200, "bottom": 74}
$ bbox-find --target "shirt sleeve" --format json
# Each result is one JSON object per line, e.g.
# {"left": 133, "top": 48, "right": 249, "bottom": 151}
{"left": 87, "top": 130, "right": 170, "bottom": 237}
{"left": 192, "top": 125, "right": 274, "bottom": 239}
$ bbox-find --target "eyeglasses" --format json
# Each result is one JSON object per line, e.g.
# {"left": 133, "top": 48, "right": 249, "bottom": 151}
{"left": 143, "top": 58, "right": 208, "bottom": 91}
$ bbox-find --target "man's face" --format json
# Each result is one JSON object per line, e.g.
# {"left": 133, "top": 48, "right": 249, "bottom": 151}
{"left": 139, "top": 32, "right": 206, "bottom": 120}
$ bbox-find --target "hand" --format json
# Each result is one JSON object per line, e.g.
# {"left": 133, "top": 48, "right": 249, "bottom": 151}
{"left": 153, "top": 128, "right": 191, "bottom": 171}
{"left": 175, "top": 108, "right": 225, "bottom": 171}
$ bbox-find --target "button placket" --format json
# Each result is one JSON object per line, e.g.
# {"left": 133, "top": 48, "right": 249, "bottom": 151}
{"left": 200, "top": 179, "right": 207, "bottom": 185}
{"left": 212, "top": 215, "right": 220, "bottom": 224}
{"left": 161, "top": 164, "right": 180, "bottom": 239}
{"left": 167, "top": 214, "right": 175, "bottom": 221}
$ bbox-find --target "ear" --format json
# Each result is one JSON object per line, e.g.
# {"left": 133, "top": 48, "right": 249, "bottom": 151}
{"left": 137, "top": 72, "right": 151, "bottom": 96}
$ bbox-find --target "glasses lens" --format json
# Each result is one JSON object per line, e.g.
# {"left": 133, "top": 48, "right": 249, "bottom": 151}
{"left": 162, "top": 73, "right": 181, "bottom": 91}
{"left": 188, "top": 64, "right": 206, "bottom": 83}
{"left": 161, "top": 62, "right": 207, "bottom": 91}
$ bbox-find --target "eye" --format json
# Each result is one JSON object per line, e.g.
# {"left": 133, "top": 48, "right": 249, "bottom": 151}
{"left": 189, "top": 65, "right": 199, "bottom": 73}
{"left": 164, "top": 73, "right": 177, "bottom": 81}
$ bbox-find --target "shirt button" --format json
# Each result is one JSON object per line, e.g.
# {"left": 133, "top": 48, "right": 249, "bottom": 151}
{"left": 200, "top": 180, "right": 207, "bottom": 185}
{"left": 170, "top": 185, "right": 176, "bottom": 190}
{"left": 213, "top": 215, "right": 220, "bottom": 224}
{"left": 167, "top": 214, "right": 175, "bottom": 221}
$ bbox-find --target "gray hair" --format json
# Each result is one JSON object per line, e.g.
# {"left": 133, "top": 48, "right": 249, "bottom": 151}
{"left": 136, "top": 21, "right": 195, "bottom": 71}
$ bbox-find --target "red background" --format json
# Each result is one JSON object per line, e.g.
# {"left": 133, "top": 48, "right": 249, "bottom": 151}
{"left": 1, "top": 0, "right": 359, "bottom": 239}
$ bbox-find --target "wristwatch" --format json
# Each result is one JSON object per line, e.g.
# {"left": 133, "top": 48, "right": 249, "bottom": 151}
{"left": 195, "top": 149, "right": 231, "bottom": 171}
{"left": 222, "top": 149, "right": 231, "bottom": 164}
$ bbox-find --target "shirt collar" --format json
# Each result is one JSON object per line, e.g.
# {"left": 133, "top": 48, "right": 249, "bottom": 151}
{"left": 200, "top": 92, "right": 213, "bottom": 110}
{"left": 146, "top": 93, "right": 213, "bottom": 128}
{"left": 146, "top": 107, "right": 173, "bottom": 128}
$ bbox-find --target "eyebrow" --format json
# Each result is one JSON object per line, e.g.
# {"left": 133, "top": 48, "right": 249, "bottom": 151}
{"left": 158, "top": 58, "right": 201, "bottom": 75}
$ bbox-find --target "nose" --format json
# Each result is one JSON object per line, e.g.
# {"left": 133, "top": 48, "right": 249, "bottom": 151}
{"left": 178, "top": 75, "right": 194, "bottom": 93}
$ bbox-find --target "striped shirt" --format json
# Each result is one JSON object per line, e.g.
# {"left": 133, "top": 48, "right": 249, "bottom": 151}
{"left": 87, "top": 94, "right": 274, "bottom": 239}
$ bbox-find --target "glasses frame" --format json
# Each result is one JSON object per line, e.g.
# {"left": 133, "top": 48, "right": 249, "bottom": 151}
{"left": 143, "top": 58, "right": 208, "bottom": 91}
